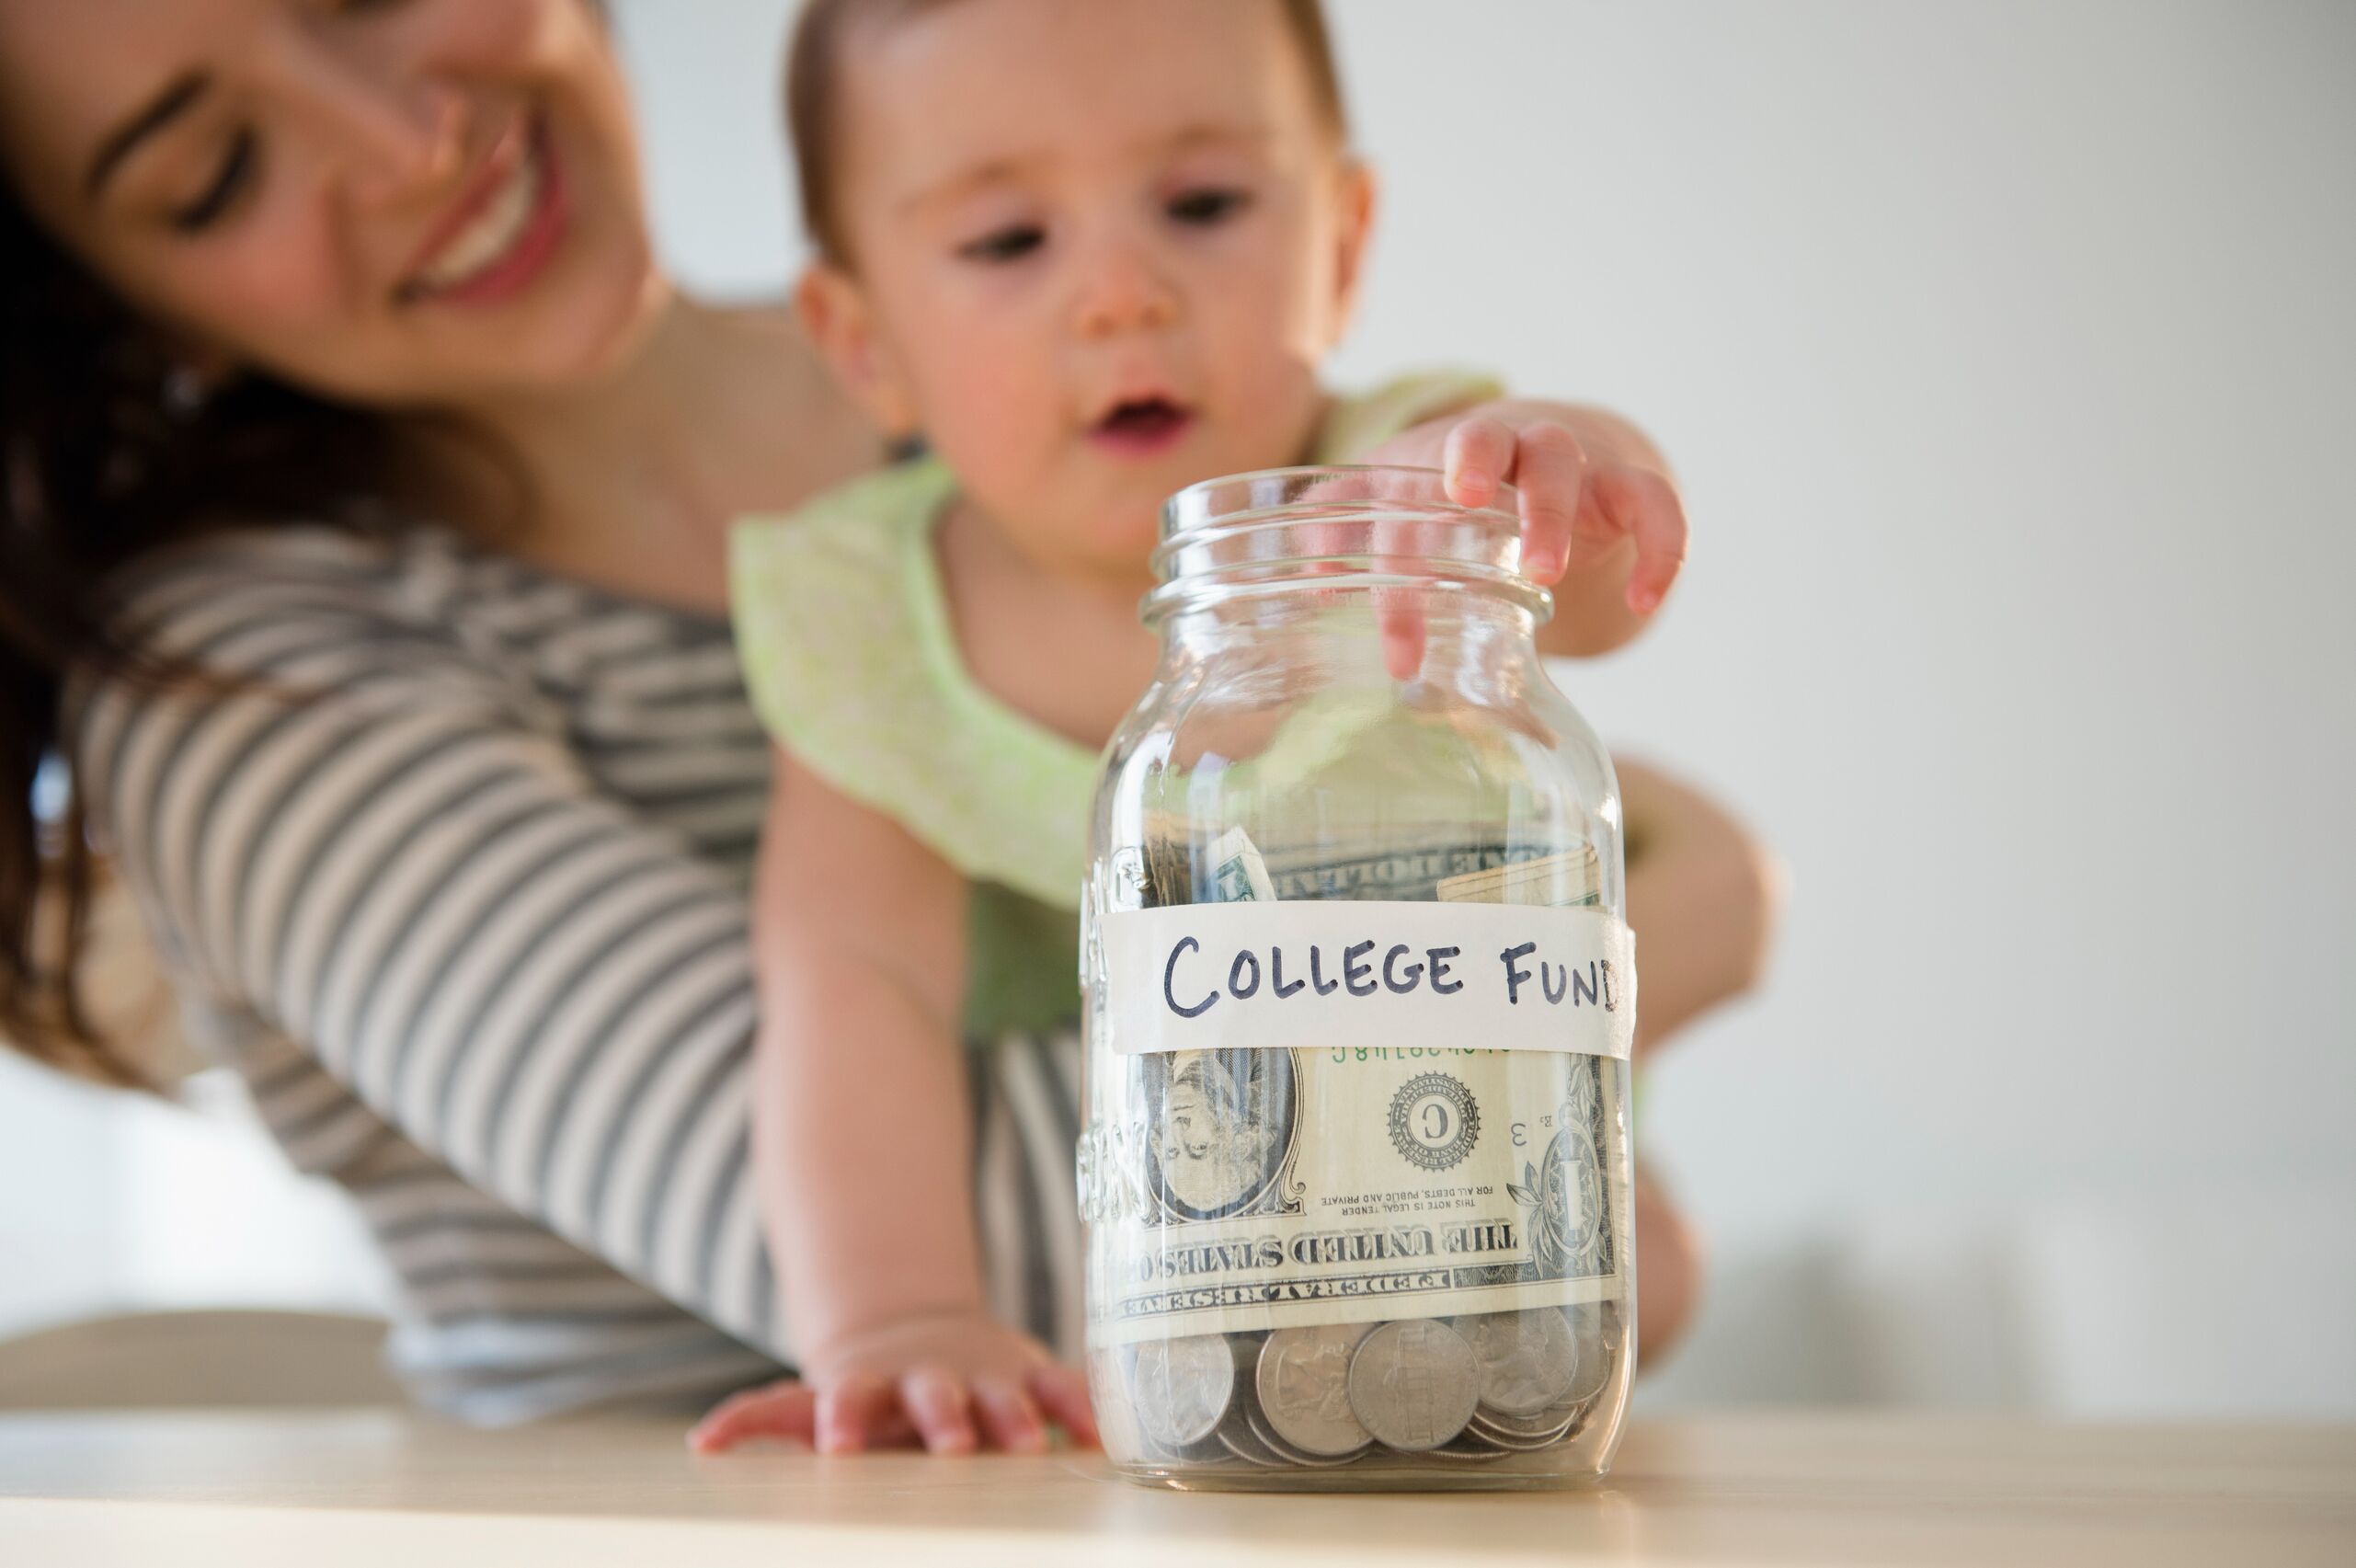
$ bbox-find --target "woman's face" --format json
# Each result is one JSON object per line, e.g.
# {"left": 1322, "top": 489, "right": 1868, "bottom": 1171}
{"left": 0, "top": 0, "right": 664, "bottom": 408}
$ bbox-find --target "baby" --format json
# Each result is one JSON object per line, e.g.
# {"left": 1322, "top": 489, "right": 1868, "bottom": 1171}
{"left": 702, "top": 0, "right": 1692, "bottom": 1456}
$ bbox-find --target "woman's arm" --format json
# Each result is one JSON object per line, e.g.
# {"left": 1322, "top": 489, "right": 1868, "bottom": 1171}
{"left": 74, "top": 543, "right": 785, "bottom": 1356}
{"left": 740, "top": 751, "right": 1090, "bottom": 1454}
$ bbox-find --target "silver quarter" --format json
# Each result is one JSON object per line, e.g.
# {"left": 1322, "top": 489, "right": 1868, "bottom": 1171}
{"left": 1467, "top": 1407, "right": 1578, "bottom": 1449}
{"left": 1255, "top": 1323, "right": 1376, "bottom": 1457}
{"left": 1457, "top": 1308, "right": 1579, "bottom": 1416}
{"left": 1215, "top": 1405, "right": 1292, "bottom": 1469}
{"left": 1087, "top": 1346, "right": 1152, "bottom": 1462}
{"left": 1127, "top": 1333, "right": 1236, "bottom": 1450}
{"left": 1242, "top": 1402, "right": 1365, "bottom": 1468}
{"left": 1425, "top": 1435, "right": 1515, "bottom": 1463}
{"left": 1550, "top": 1392, "right": 1602, "bottom": 1448}
{"left": 1345, "top": 1318, "right": 1481, "bottom": 1452}
{"left": 1558, "top": 1301, "right": 1618, "bottom": 1407}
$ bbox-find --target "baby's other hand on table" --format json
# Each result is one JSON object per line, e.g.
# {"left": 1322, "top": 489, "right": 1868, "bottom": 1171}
{"left": 688, "top": 1310, "right": 1097, "bottom": 1456}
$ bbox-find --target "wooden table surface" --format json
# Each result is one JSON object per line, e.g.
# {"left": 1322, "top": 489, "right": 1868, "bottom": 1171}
{"left": 1, "top": 1409, "right": 2350, "bottom": 1566}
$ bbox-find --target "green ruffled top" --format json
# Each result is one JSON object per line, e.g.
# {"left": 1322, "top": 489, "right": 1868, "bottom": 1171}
{"left": 731, "top": 371, "right": 1503, "bottom": 1037}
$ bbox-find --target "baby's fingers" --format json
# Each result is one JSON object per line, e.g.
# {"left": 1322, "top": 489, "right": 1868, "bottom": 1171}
{"left": 1371, "top": 501, "right": 1428, "bottom": 681}
{"left": 688, "top": 1380, "right": 818, "bottom": 1454}
{"left": 1507, "top": 422, "right": 1589, "bottom": 586}
{"left": 1378, "top": 595, "right": 1426, "bottom": 681}
{"left": 971, "top": 1374, "right": 1049, "bottom": 1454}
{"left": 1030, "top": 1363, "right": 1102, "bottom": 1448}
{"left": 816, "top": 1372, "right": 898, "bottom": 1455}
{"left": 1443, "top": 417, "right": 1517, "bottom": 511}
{"left": 1589, "top": 465, "right": 1687, "bottom": 613}
{"left": 899, "top": 1366, "right": 978, "bottom": 1455}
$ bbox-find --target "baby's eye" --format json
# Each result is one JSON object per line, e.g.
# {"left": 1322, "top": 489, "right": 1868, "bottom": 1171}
{"left": 1166, "top": 187, "right": 1252, "bottom": 226}
{"left": 956, "top": 223, "right": 1046, "bottom": 264}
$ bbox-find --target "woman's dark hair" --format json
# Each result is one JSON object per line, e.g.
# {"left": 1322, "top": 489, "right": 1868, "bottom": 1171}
{"left": 0, "top": 172, "right": 412, "bottom": 1084}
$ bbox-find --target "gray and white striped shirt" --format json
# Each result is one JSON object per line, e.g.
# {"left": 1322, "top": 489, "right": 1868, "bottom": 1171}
{"left": 73, "top": 523, "right": 1084, "bottom": 1425}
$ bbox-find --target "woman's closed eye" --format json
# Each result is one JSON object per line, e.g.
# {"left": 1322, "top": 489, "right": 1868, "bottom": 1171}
{"left": 955, "top": 221, "right": 1046, "bottom": 264}
{"left": 1166, "top": 187, "right": 1252, "bottom": 227}
{"left": 171, "top": 129, "right": 258, "bottom": 234}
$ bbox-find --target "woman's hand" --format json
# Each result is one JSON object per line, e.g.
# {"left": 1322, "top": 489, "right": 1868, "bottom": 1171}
{"left": 689, "top": 1310, "right": 1099, "bottom": 1456}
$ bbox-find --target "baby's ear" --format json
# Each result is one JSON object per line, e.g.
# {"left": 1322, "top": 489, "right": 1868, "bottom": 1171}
{"left": 795, "top": 263, "right": 921, "bottom": 437}
{"left": 1324, "top": 158, "right": 1379, "bottom": 346}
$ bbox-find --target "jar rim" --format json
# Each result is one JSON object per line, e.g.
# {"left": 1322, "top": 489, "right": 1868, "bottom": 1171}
{"left": 1161, "top": 463, "right": 1520, "bottom": 543}
{"left": 1147, "top": 463, "right": 1550, "bottom": 627}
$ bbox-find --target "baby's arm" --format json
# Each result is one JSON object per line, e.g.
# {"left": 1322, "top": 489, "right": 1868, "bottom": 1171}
{"left": 693, "top": 750, "right": 1094, "bottom": 1455}
{"left": 1617, "top": 757, "right": 1783, "bottom": 1362}
{"left": 1618, "top": 756, "right": 1784, "bottom": 1057}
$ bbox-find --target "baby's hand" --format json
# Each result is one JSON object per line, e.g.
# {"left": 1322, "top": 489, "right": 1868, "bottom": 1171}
{"left": 1439, "top": 414, "right": 1686, "bottom": 613}
{"left": 1362, "top": 406, "right": 1687, "bottom": 608}
{"left": 688, "top": 1310, "right": 1098, "bottom": 1457}
{"left": 1356, "top": 406, "right": 1687, "bottom": 677}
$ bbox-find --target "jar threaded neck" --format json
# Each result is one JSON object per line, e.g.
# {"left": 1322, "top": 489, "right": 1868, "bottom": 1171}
{"left": 1146, "top": 464, "right": 1551, "bottom": 626}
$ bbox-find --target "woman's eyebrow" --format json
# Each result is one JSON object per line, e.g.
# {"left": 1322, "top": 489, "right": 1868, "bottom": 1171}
{"left": 86, "top": 70, "right": 212, "bottom": 200}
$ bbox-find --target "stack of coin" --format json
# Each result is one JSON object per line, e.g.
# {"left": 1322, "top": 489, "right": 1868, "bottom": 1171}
{"left": 1113, "top": 1301, "right": 1621, "bottom": 1472}
{"left": 1444, "top": 1303, "right": 1616, "bottom": 1455}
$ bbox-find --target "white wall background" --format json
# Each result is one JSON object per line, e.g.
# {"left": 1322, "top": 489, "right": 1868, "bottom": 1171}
{"left": 5, "top": 0, "right": 2350, "bottom": 1416}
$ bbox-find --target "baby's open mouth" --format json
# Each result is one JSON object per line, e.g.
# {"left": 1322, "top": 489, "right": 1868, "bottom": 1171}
{"left": 1090, "top": 396, "right": 1196, "bottom": 456}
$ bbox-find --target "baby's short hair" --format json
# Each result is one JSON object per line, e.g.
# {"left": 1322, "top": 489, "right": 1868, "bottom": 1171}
{"left": 786, "top": 0, "right": 1349, "bottom": 264}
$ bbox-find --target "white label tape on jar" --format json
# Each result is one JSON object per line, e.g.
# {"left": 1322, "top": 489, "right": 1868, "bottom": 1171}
{"left": 1099, "top": 901, "right": 1635, "bottom": 1060}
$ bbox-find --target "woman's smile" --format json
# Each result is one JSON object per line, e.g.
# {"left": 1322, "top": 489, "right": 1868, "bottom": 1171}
{"left": 396, "top": 109, "right": 568, "bottom": 309}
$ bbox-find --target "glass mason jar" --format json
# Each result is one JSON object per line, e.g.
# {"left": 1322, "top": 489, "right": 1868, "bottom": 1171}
{"left": 1077, "top": 465, "right": 1638, "bottom": 1492}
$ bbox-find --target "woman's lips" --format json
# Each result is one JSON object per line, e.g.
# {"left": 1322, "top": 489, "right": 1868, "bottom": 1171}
{"left": 1088, "top": 398, "right": 1196, "bottom": 458}
{"left": 396, "top": 115, "right": 568, "bottom": 308}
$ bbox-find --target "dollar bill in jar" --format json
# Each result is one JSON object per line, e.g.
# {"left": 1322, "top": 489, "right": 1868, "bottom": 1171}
{"left": 1080, "top": 827, "right": 1635, "bottom": 1482}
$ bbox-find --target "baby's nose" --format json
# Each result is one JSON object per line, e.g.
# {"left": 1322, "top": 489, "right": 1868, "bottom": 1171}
{"left": 1073, "top": 247, "right": 1180, "bottom": 338}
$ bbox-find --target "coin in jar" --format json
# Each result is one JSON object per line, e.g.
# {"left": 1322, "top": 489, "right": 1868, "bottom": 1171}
{"left": 1255, "top": 1322, "right": 1375, "bottom": 1458}
{"left": 1467, "top": 1404, "right": 1581, "bottom": 1449}
{"left": 1214, "top": 1405, "right": 1293, "bottom": 1470}
{"left": 1241, "top": 1399, "right": 1367, "bottom": 1469}
{"left": 1127, "top": 1334, "right": 1236, "bottom": 1450}
{"left": 1456, "top": 1307, "right": 1579, "bottom": 1417}
{"left": 1424, "top": 1435, "right": 1515, "bottom": 1463}
{"left": 1344, "top": 1318, "right": 1481, "bottom": 1452}
{"left": 1087, "top": 1347, "right": 1152, "bottom": 1461}
{"left": 1558, "top": 1301, "right": 1619, "bottom": 1407}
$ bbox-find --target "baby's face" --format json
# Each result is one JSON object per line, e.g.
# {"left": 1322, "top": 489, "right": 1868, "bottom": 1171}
{"left": 809, "top": 0, "right": 1369, "bottom": 584}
